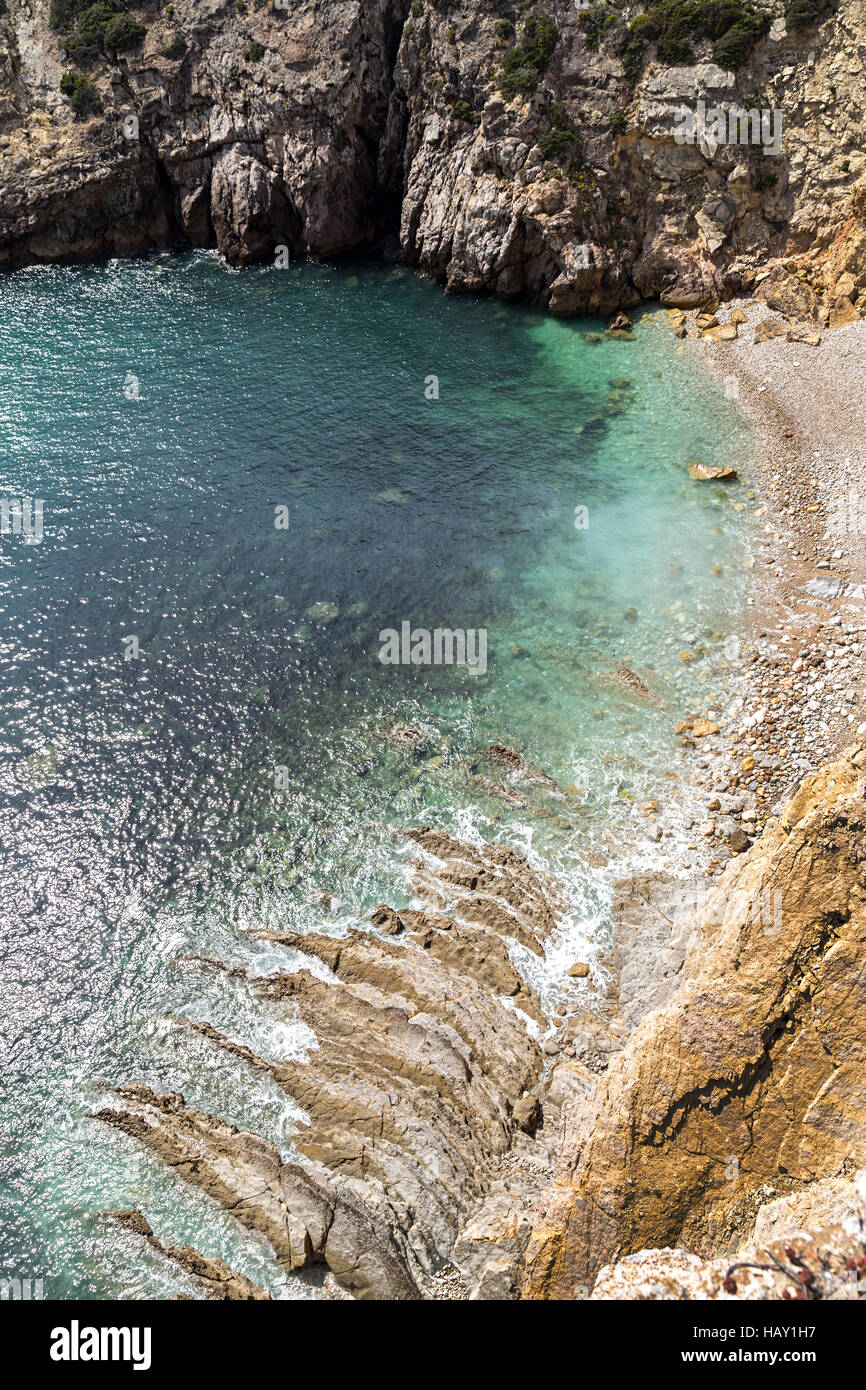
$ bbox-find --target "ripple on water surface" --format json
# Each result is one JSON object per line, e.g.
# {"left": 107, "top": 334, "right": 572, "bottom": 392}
{"left": 0, "top": 253, "right": 756, "bottom": 1296}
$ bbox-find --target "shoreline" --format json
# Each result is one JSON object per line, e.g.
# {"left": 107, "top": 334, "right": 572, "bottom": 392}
{"left": 675, "top": 304, "right": 866, "bottom": 873}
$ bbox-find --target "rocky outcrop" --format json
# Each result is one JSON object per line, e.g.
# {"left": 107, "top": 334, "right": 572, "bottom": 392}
{"left": 0, "top": 0, "right": 864, "bottom": 317}
{"left": 95, "top": 828, "right": 562, "bottom": 1299}
{"left": 592, "top": 1168, "right": 866, "bottom": 1298}
{"left": 523, "top": 739, "right": 866, "bottom": 1299}
{"left": 107, "top": 1209, "right": 272, "bottom": 1299}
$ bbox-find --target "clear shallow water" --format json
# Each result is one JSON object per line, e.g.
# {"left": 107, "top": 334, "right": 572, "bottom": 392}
{"left": 0, "top": 252, "right": 755, "bottom": 1298}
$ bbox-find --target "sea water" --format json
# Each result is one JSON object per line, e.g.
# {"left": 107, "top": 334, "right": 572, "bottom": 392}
{"left": 0, "top": 252, "right": 755, "bottom": 1298}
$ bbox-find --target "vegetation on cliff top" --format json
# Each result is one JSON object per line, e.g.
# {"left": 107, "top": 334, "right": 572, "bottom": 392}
{"left": 785, "top": 0, "right": 832, "bottom": 28}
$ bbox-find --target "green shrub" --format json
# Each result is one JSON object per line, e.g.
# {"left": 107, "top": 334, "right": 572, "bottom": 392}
{"left": 452, "top": 98, "right": 476, "bottom": 122}
{"left": 59, "top": 69, "right": 103, "bottom": 115}
{"left": 579, "top": 3, "right": 619, "bottom": 51}
{"left": 536, "top": 106, "right": 584, "bottom": 175}
{"left": 499, "top": 11, "right": 557, "bottom": 100}
{"left": 537, "top": 124, "right": 580, "bottom": 167}
{"left": 340, "top": 47, "right": 350, "bottom": 61}
{"left": 711, "top": 16, "right": 769, "bottom": 70}
{"left": 161, "top": 31, "right": 187, "bottom": 58}
{"left": 104, "top": 13, "right": 145, "bottom": 48}
{"left": 753, "top": 168, "right": 778, "bottom": 190}
{"left": 62, "top": 1, "right": 120, "bottom": 56}
{"left": 163, "top": 31, "right": 189, "bottom": 57}
{"left": 522, "top": 12, "right": 557, "bottom": 66}
{"left": 493, "top": 17, "right": 514, "bottom": 40}
{"left": 608, "top": 109, "right": 627, "bottom": 134}
{"left": 50, "top": 0, "right": 86, "bottom": 30}
{"left": 785, "top": 0, "right": 825, "bottom": 27}
{"left": 243, "top": 39, "right": 265, "bottom": 61}
{"left": 618, "top": 0, "right": 771, "bottom": 82}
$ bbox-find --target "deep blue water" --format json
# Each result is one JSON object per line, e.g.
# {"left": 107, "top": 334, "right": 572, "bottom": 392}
{"left": 0, "top": 252, "right": 755, "bottom": 1298}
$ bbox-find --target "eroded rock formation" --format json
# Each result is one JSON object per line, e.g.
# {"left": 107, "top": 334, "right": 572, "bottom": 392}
{"left": 93, "top": 730, "right": 866, "bottom": 1300}
{"left": 0, "top": 0, "right": 864, "bottom": 318}
{"left": 524, "top": 740, "right": 866, "bottom": 1298}
{"left": 95, "top": 827, "right": 562, "bottom": 1299}
{"left": 107, "top": 1208, "right": 273, "bottom": 1299}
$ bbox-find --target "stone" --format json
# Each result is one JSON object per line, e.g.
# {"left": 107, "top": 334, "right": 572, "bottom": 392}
{"left": 687, "top": 463, "right": 738, "bottom": 481}
{"left": 108, "top": 1210, "right": 271, "bottom": 1300}
{"left": 727, "top": 827, "right": 751, "bottom": 853}
{"left": 567, "top": 961, "right": 590, "bottom": 978}
{"left": 829, "top": 298, "right": 861, "bottom": 329}
{"left": 753, "top": 319, "right": 790, "bottom": 343}
{"left": 785, "top": 323, "right": 822, "bottom": 346}
{"left": 512, "top": 1094, "right": 541, "bottom": 1134}
{"left": 678, "top": 718, "right": 719, "bottom": 737}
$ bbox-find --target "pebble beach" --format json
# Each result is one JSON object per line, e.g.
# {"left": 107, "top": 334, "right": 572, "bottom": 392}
{"left": 680, "top": 303, "right": 866, "bottom": 874}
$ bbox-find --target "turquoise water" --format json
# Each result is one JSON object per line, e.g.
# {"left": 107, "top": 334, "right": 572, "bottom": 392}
{"left": 0, "top": 252, "right": 755, "bottom": 1298}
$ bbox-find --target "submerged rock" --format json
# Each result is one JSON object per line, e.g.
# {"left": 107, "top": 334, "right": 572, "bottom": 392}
{"left": 107, "top": 1210, "right": 272, "bottom": 1300}
{"left": 597, "top": 667, "right": 658, "bottom": 702}
{"left": 687, "top": 462, "right": 738, "bottom": 481}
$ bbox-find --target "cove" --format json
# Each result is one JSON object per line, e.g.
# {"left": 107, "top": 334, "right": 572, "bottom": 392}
{"left": 0, "top": 250, "right": 756, "bottom": 1297}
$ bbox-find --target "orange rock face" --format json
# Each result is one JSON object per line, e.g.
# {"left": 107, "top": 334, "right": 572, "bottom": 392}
{"left": 523, "top": 741, "right": 866, "bottom": 1299}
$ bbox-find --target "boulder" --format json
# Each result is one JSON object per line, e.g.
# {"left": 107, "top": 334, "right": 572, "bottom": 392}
{"left": 786, "top": 323, "right": 822, "bottom": 346}
{"left": 703, "top": 323, "right": 738, "bottom": 341}
{"left": 512, "top": 1095, "right": 541, "bottom": 1134}
{"left": 753, "top": 318, "right": 789, "bottom": 343}
{"left": 687, "top": 463, "right": 737, "bottom": 481}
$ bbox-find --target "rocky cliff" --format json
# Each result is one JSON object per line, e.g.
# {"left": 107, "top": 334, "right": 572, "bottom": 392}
{"left": 93, "top": 740, "right": 866, "bottom": 1299}
{"left": 1, "top": 0, "right": 864, "bottom": 320}
{"left": 523, "top": 739, "right": 866, "bottom": 1299}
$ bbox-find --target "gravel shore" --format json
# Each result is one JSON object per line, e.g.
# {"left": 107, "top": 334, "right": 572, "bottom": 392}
{"left": 676, "top": 301, "right": 866, "bottom": 873}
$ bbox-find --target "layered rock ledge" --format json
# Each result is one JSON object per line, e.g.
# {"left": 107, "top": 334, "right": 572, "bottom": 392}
{"left": 95, "top": 828, "right": 564, "bottom": 1299}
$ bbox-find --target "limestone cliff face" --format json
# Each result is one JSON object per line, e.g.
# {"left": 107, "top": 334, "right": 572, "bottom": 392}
{"left": 523, "top": 740, "right": 866, "bottom": 1299}
{"left": 1, "top": 0, "right": 864, "bottom": 319}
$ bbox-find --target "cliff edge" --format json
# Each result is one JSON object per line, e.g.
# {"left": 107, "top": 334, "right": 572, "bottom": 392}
{"left": 523, "top": 739, "right": 866, "bottom": 1298}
